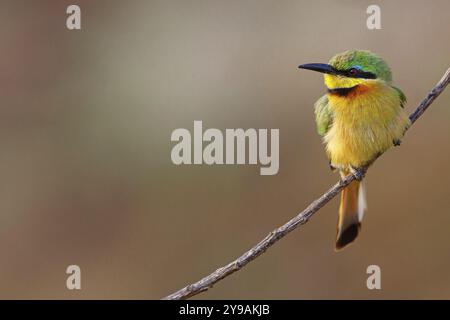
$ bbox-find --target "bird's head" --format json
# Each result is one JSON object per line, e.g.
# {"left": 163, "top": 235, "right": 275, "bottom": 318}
{"left": 299, "top": 50, "right": 392, "bottom": 91}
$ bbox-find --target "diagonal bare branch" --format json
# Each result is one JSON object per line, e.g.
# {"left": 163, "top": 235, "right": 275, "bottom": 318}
{"left": 163, "top": 67, "right": 450, "bottom": 300}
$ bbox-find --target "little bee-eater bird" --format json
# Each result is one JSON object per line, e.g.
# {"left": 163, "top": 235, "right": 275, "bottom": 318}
{"left": 299, "top": 50, "right": 410, "bottom": 250}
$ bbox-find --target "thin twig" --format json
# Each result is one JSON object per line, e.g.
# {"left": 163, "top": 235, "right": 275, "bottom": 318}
{"left": 163, "top": 67, "right": 450, "bottom": 300}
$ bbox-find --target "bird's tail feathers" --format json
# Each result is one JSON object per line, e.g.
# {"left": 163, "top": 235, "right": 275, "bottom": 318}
{"left": 335, "top": 179, "right": 366, "bottom": 251}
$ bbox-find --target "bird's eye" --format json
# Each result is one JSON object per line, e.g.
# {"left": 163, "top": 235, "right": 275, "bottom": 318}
{"left": 348, "top": 68, "right": 358, "bottom": 76}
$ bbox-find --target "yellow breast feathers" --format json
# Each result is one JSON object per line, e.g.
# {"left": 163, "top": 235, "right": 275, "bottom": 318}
{"left": 324, "top": 82, "right": 410, "bottom": 169}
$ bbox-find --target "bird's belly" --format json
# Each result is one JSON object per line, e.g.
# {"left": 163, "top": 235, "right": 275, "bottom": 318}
{"left": 324, "top": 104, "right": 409, "bottom": 169}
{"left": 325, "top": 124, "right": 388, "bottom": 169}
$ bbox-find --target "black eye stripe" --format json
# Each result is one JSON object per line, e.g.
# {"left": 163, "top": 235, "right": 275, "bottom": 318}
{"left": 342, "top": 68, "right": 376, "bottom": 79}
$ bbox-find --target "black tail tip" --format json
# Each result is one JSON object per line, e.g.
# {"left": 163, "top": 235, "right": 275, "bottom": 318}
{"left": 335, "top": 223, "right": 361, "bottom": 251}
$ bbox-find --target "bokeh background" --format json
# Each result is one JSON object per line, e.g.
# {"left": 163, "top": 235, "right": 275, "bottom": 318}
{"left": 1, "top": 0, "right": 449, "bottom": 299}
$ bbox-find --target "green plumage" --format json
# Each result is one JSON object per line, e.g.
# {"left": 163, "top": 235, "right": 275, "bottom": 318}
{"left": 329, "top": 50, "right": 392, "bottom": 82}
{"left": 393, "top": 86, "right": 407, "bottom": 108}
{"left": 314, "top": 94, "right": 333, "bottom": 136}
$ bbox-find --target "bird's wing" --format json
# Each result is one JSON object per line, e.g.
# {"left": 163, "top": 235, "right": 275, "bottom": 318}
{"left": 314, "top": 94, "right": 334, "bottom": 136}
{"left": 393, "top": 86, "right": 407, "bottom": 108}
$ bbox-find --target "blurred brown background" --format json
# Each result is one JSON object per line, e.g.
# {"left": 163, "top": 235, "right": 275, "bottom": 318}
{"left": 0, "top": 0, "right": 449, "bottom": 299}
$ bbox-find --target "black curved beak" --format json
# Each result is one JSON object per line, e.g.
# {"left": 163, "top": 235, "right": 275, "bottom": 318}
{"left": 298, "top": 63, "right": 338, "bottom": 75}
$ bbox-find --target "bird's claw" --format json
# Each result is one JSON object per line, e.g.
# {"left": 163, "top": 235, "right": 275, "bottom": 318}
{"left": 350, "top": 166, "right": 366, "bottom": 181}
